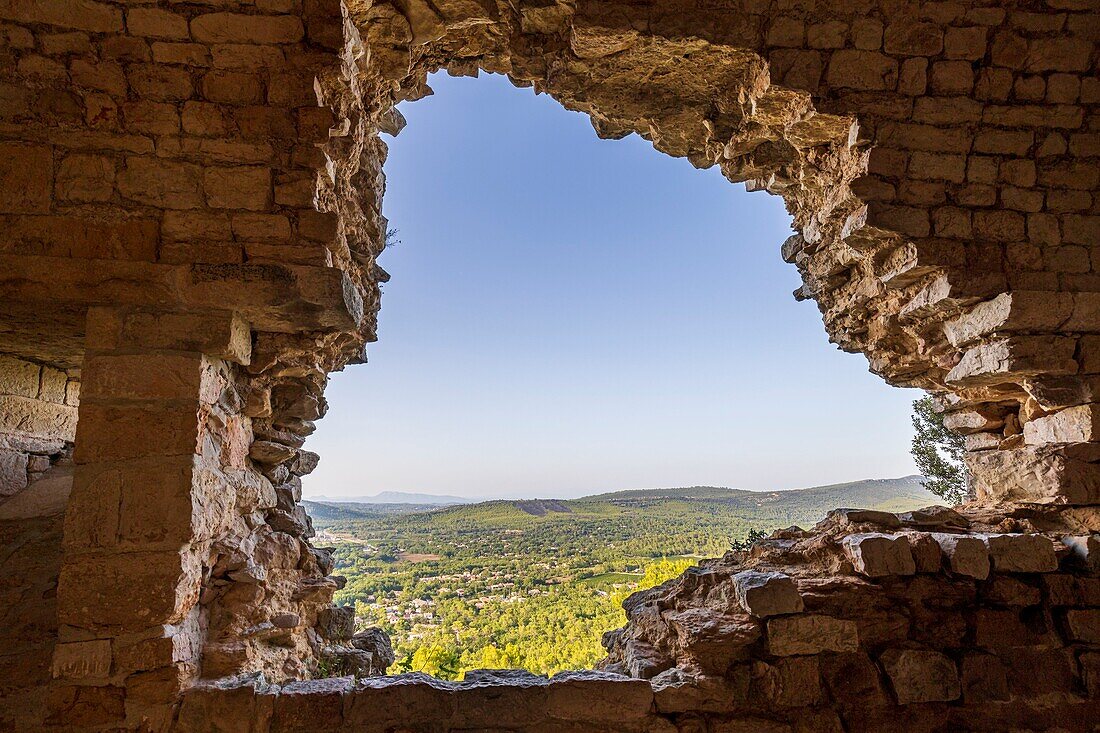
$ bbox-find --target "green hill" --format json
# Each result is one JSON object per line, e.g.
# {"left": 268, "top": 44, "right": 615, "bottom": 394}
{"left": 319, "top": 475, "right": 937, "bottom": 679}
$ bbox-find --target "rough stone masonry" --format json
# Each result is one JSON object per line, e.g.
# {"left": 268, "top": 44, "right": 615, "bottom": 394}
{"left": 0, "top": 0, "right": 1097, "bottom": 730}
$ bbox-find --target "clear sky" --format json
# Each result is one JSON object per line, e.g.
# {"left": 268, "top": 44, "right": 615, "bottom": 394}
{"left": 303, "top": 71, "right": 921, "bottom": 500}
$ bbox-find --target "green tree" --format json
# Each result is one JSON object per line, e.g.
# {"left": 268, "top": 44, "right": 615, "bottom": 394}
{"left": 911, "top": 396, "right": 969, "bottom": 505}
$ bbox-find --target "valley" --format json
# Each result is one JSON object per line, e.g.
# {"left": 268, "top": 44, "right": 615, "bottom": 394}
{"left": 305, "top": 476, "right": 936, "bottom": 678}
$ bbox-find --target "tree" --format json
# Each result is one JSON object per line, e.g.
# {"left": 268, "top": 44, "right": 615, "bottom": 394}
{"left": 911, "top": 396, "right": 969, "bottom": 505}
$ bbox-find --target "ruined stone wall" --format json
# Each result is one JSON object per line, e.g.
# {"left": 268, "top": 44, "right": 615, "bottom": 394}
{"left": 0, "top": 0, "right": 382, "bottom": 727}
{"left": 170, "top": 506, "right": 1100, "bottom": 732}
{"left": 0, "top": 355, "right": 77, "bottom": 497}
{"left": 0, "top": 0, "right": 1098, "bottom": 730}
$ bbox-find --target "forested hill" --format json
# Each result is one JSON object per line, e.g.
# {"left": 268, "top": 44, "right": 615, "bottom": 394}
{"left": 305, "top": 475, "right": 935, "bottom": 532}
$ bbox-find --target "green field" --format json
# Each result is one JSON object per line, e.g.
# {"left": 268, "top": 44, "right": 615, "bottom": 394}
{"left": 307, "top": 476, "right": 935, "bottom": 678}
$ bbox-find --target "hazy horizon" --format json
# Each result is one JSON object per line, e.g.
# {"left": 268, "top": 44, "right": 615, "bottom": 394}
{"left": 306, "top": 473, "right": 927, "bottom": 504}
{"left": 303, "top": 71, "right": 922, "bottom": 501}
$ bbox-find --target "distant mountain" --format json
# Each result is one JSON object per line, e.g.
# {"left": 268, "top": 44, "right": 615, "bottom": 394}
{"left": 590, "top": 475, "right": 933, "bottom": 512}
{"left": 308, "top": 475, "right": 938, "bottom": 533}
{"left": 306, "top": 491, "right": 475, "bottom": 505}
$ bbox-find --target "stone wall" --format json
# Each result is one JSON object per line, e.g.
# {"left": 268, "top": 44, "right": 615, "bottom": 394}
{"left": 170, "top": 504, "right": 1100, "bottom": 732}
{"left": 0, "top": 354, "right": 77, "bottom": 497}
{"left": 0, "top": 0, "right": 1098, "bottom": 730}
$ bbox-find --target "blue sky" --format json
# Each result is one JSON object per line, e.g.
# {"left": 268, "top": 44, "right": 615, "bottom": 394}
{"left": 303, "top": 71, "right": 920, "bottom": 500}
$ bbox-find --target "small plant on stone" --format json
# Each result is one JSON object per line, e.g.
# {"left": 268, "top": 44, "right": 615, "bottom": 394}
{"left": 910, "top": 396, "right": 969, "bottom": 505}
{"left": 729, "top": 528, "right": 767, "bottom": 552}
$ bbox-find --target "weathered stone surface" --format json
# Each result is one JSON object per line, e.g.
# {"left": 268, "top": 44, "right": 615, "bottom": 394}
{"left": 767, "top": 615, "right": 859, "bottom": 656}
{"left": 880, "top": 649, "right": 961, "bottom": 704}
{"left": 984, "top": 534, "right": 1058, "bottom": 573}
{"left": 931, "top": 533, "right": 989, "bottom": 579}
{"left": 732, "top": 571, "right": 804, "bottom": 618}
{"left": 842, "top": 533, "right": 917, "bottom": 577}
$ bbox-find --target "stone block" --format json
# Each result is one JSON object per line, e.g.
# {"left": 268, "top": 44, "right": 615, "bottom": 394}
{"left": 0, "top": 354, "right": 40, "bottom": 397}
{"left": 51, "top": 640, "right": 111, "bottom": 680}
{"left": 984, "top": 534, "right": 1058, "bottom": 573}
{"left": 767, "top": 615, "right": 859, "bottom": 656}
{"left": 1062, "top": 534, "right": 1100, "bottom": 570}
{"left": 0, "top": 394, "right": 78, "bottom": 440}
{"left": 650, "top": 667, "right": 742, "bottom": 714}
{"left": 117, "top": 157, "right": 204, "bottom": 209}
{"left": 548, "top": 670, "right": 654, "bottom": 720}
{"left": 81, "top": 352, "right": 203, "bottom": 402}
{"left": 842, "top": 533, "right": 916, "bottom": 577}
{"left": 317, "top": 605, "right": 354, "bottom": 641}
{"left": 931, "top": 533, "right": 989, "bottom": 579}
{"left": 191, "top": 13, "right": 304, "bottom": 44}
{"left": 204, "top": 166, "right": 272, "bottom": 211}
{"left": 905, "top": 532, "right": 943, "bottom": 572}
{"left": 974, "top": 608, "right": 1055, "bottom": 649}
{"left": 57, "top": 549, "right": 201, "bottom": 633}
{"left": 750, "top": 657, "right": 822, "bottom": 708}
{"left": 1063, "top": 609, "right": 1100, "bottom": 643}
{"left": 344, "top": 673, "right": 456, "bottom": 727}
{"left": 127, "top": 8, "right": 188, "bottom": 39}
{"left": 0, "top": 449, "right": 29, "bottom": 497}
{"left": 880, "top": 649, "right": 960, "bottom": 704}
{"left": 1024, "top": 404, "right": 1100, "bottom": 446}
{"left": 272, "top": 677, "right": 349, "bottom": 732}
{"left": 74, "top": 404, "right": 199, "bottom": 463}
{"left": 0, "top": 143, "right": 52, "bottom": 214}
{"left": 943, "top": 292, "right": 1075, "bottom": 348}
{"left": 959, "top": 653, "right": 1009, "bottom": 702}
{"left": 946, "top": 336, "right": 1078, "bottom": 388}
{"left": 826, "top": 50, "right": 898, "bottom": 90}
{"left": 732, "top": 571, "right": 804, "bottom": 618}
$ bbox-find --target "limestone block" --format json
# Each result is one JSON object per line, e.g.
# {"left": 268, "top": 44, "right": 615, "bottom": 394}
{"left": 1024, "top": 404, "right": 1100, "bottom": 446}
{"left": 272, "top": 677, "right": 350, "bottom": 732}
{"left": 826, "top": 50, "right": 898, "bottom": 90}
{"left": 767, "top": 615, "right": 859, "bottom": 656}
{"left": 344, "top": 674, "right": 456, "bottom": 728}
{"left": 57, "top": 549, "right": 202, "bottom": 633}
{"left": 944, "top": 292, "right": 1075, "bottom": 347}
{"left": 984, "top": 534, "right": 1058, "bottom": 573}
{"left": 249, "top": 440, "right": 296, "bottom": 465}
{"left": 51, "top": 640, "right": 111, "bottom": 680}
{"left": 830, "top": 508, "right": 901, "bottom": 529}
{"left": 931, "top": 533, "right": 989, "bottom": 579}
{"left": 204, "top": 167, "right": 272, "bottom": 211}
{"left": 127, "top": 8, "right": 188, "bottom": 39}
{"left": 55, "top": 154, "right": 115, "bottom": 202}
{"left": 959, "top": 654, "right": 1010, "bottom": 703}
{"left": 942, "top": 407, "right": 1004, "bottom": 435}
{"left": 732, "top": 571, "right": 804, "bottom": 618}
{"left": 0, "top": 354, "right": 40, "bottom": 398}
{"left": 81, "top": 353, "right": 203, "bottom": 403}
{"left": 946, "top": 336, "right": 1078, "bottom": 388}
{"left": 905, "top": 532, "right": 943, "bottom": 572}
{"left": 89, "top": 308, "right": 252, "bottom": 366}
{"left": 1065, "top": 609, "right": 1100, "bottom": 643}
{"left": 0, "top": 395, "right": 78, "bottom": 440}
{"left": 750, "top": 656, "right": 823, "bottom": 708}
{"left": 842, "top": 533, "right": 916, "bottom": 577}
{"left": 316, "top": 605, "right": 354, "bottom": 641}
{"left": 650, "top": 667, "right": 742, "bottom": 714}
{"left": 1062, "top": 534, "right": 1100, "bottom": 570}
{"left": 548, "top": 670, "right": 654, "bottom": 720}
{"left": 191, "top": 13, "right": 304, "bottom": 44}
{"left": 880, "top": 649, "right": 960, "bottom": 704}
{"left": 0, "top": 449, "right": 29, "bottom": 497}
{"left": 968, "top": 444, "right": 1100, "bottom": 505}
{"left": 74, "top": 404, "right": 199, "bottom": 463}
{"left": 0, "top": 143, "right": 52, "bottom": 214}
{"left": 117, "top": 157, "right": 204, "bottom": 209}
